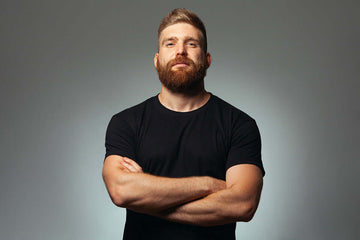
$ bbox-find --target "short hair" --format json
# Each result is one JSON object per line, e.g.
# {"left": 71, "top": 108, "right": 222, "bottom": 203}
{"left": 157, "top": 8, "right": 207, "bottom": 53}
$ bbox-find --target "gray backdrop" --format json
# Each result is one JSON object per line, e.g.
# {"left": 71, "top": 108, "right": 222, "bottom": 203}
{"left": 1, "top": 0, "right": 359, "bottom": 239}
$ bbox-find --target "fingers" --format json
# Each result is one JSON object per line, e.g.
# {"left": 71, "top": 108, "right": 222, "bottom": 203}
{"left": 121, "top": 157, "right": 143, "bottom": 173}
{"left": 118, "top": 163, "right": 131, "bottom": 173}
{"left": 209, "top": 178, "right": 226, "bottom": 194}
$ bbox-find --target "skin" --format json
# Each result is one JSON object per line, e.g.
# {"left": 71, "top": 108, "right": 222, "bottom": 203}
{"left": 102, "top": 23, "right": 263, "bottom": 226}
{"left": 103, "top": 155, "right": 226, "bottom": 214}
{"left": 118, "top": 157, "right": 263, "bottom": 226}
{"left": 154, "top": 23, "right": 212, "bottom": 112}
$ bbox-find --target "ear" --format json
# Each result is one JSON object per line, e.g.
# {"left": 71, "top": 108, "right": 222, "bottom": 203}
{"left": 206, "top": 52, "right": 212, "bottom": 69}
{"left": 154, "top": 53, "right": 159, "bottom": 69}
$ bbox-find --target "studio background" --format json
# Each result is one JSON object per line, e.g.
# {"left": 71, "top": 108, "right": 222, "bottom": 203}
{"left": 1, "top": 0, "right": 359, "bottom": 239}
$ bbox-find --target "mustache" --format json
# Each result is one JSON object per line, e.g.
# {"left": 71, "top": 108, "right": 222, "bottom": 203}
{"left": 168, "top": 56, "right": 194, "bottom": 67}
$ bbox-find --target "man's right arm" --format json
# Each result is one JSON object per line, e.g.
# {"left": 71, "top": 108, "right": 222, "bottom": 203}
{"left": 102, "top": 155, "right": 226, "bottom": 214}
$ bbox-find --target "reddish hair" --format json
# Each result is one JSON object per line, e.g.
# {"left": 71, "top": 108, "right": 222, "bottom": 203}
{"left": 157, "top": 8, "right": 207, "bottom": 53}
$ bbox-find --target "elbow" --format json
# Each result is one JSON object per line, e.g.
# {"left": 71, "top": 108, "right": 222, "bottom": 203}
{"left": 110, "top": 192, "right": 128, "bottom": 208}
{"left": 103, "top": 172, "right": 131, "bottom": 208}
{"left": 233, "top": 202, "right": 258, "bottom": 222}
{"left": 105, "top": 181, "right": 131, "bottom": 208}
{"left": 107, "top": 184, "right": 133, "bottom": 208}
{"left": 240, "top": 210, "right": 255, "bottom": 222}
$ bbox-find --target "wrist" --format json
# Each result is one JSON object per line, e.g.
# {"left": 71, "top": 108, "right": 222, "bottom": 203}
{"left": 207, "top": 177, "right": 226, "bottom": 194}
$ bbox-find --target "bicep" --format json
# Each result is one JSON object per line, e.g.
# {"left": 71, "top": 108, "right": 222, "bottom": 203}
{"left": 226, "top": 164, "right": 263, "bottom": 203}
{"left": 102, "top": 155, "right": 127, "bottom": 191}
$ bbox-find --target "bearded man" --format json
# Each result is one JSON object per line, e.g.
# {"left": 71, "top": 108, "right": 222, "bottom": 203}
{"left": 102, "top": 8, "right": 265, "bottom": 240}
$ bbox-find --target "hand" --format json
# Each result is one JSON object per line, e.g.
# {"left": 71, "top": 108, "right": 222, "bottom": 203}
{"left": 209, "top": 178, "right": 226, "bottom": 194}
{"left": 120, "top": 157, "right": 143, "bottom": 173}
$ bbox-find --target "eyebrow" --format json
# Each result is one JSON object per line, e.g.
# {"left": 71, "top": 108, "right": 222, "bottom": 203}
{"left": 161, "top": 37, "right": 200, "bottom": 46}
{"left": 161, "top": 37, "right": 177, "bottom": 45}
{"left": 185, "top": 37, "right": 200, "bottom": 43}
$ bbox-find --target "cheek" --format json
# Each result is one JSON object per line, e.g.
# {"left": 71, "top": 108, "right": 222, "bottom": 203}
{"left": 190, "top": 52, "right": 205, "bottom": 62}
{"left": 159, "top": 55, "right": 174, "bottom": 67}
{"left": 158, "top": 58, "right": 167, "bottom": 68}
{"left": 198, "top": 54, "right": 207, "bottom": 65}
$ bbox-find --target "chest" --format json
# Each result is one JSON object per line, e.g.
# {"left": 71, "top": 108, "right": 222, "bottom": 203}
{"left": 135, "top": 114, "right": 230, "bottom": 179}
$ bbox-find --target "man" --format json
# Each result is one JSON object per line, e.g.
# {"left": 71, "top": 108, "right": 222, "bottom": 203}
{"left": 103, "top": 8, "right": 265, "bottom": 240}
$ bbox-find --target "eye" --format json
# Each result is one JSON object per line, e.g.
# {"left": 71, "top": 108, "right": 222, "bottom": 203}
{"left": 187, "top": 42, "right": 197, "bottom": 47}
{"left": 166, "top": 42, "right": 175, "bottom": 47}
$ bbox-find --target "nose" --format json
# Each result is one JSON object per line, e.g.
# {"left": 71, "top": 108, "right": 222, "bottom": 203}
{"left": 176, "top": 43, "right": 187, "bottom": 56}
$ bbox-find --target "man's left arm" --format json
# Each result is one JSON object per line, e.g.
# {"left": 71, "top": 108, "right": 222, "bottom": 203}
{"left": 155, "top": 164, "right": 263, "bottom": 227}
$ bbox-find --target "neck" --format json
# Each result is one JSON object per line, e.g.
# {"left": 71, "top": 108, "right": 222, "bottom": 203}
{"left": 158, "top": 85, "right": 210, "bottom": 112}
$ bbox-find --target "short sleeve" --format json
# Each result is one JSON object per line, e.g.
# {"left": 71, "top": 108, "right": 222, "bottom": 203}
{"left": 226, "top": 119, "right": 265, "bottom": 176}
{"left": 105, "top": 113, "right": 136, "bottom": 160}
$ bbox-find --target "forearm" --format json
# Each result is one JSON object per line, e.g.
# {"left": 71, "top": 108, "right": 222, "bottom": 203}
{"left": 113, "top": 172, "right": 224, "bottom": 213}
{"left": 155, "top": 165, "right": 264, "bottom": 227}
{"left": 155, "top": 187, "right": 256, "bottom": 226}
{"left": 103, "top": 156, "right": 225, "bottom": 214}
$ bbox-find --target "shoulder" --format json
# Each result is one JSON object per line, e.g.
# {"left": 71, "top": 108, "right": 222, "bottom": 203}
{"left": 111, "top": 96, "right": 156, "bottom": 121}
{"left": 210, "top": 94, "right": 256, "bottom": 126}
{"left": 213, "top": 95, "right": 264, "bottom": 175}
{"left": 107, "top": 96, "right": 157, "bottom": 132}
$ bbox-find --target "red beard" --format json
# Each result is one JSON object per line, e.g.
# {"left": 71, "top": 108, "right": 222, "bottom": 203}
{"left": 156, "top": 55, "right": 207, "bottom": 94}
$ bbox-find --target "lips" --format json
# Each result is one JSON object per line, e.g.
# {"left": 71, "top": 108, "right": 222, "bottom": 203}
{"left": 171, "top": 55, "right": 192, "bottom": 66}
{"left": 173, "top": 62, "right": 189, "bottom": 67}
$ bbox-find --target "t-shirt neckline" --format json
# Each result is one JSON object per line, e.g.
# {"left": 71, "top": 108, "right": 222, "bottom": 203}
{"left": 154, "top": 93, "right": 213, "bottom": 117}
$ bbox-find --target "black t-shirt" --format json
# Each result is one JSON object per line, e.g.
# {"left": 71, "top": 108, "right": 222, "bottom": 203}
{"left": 105, "top": 94, "right": 265, "bottom": 240}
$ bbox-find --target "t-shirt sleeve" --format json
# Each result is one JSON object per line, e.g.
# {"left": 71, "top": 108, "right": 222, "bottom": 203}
{"left": 105, "top": 113, "right": 136, "bottom": 160}
{"left": 226, "top": 119, "right": 265, "bottom": 176}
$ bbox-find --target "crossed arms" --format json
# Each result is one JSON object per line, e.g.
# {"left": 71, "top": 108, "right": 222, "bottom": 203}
{"left": 102, "top": 155, "right": 263, "bottom": 227}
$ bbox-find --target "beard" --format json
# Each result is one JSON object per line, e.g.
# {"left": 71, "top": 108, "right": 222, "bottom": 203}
{"left": 156, "top": 54, "right": 208, "bottom": 94}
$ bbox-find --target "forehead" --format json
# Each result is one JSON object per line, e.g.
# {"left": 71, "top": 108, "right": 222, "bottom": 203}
{"left": 159, "top": 23, "right": 203, "bottom": 42}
